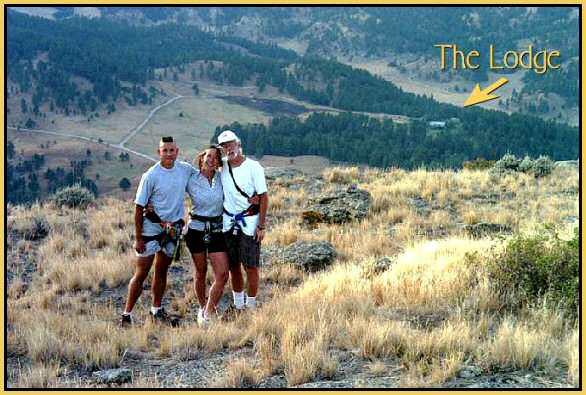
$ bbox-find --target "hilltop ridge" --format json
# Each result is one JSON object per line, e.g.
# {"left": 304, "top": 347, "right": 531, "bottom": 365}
{"left": 7, "top": 163, "right": 579, "bottom": 388}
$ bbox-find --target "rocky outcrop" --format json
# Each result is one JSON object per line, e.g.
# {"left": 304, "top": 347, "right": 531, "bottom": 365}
{"left": 302, "top": 185, "right": 371, "bottom": 224}
{"left": 92, "top": 368, "right": 132, "bottom": 385}
{"left": 278, "top": 241, "right": 337, "bottom": 272}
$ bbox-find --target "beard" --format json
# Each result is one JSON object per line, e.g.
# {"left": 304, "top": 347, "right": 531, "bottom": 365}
{"left": 227, "top": 148, "right": 242, "bottom": 159}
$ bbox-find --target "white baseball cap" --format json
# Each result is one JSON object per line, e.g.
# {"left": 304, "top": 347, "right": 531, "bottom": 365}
{"left": 217, "top": 130, "right": 239, "bottom": 145}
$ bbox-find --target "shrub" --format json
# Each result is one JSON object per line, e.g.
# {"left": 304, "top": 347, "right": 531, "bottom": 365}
{"left": 463, "top": 158, "right": 496, "bottom": 171}
{"left": 50, "top": 185, "right": 95, "bottom": 209}
{"left": 518, "top": 156, "right": 534, "bottom": 173}
{"left": 532, "top": 156, "right": 555, "bottom": 178}
{"left": 490, "top": 154, "right": 519, "bottom": 175}
{"left": 489, "top": 227, "right": 579, "bottom": 318}
{"left": 490, "top": 154, "right": 554, "bottom": 178}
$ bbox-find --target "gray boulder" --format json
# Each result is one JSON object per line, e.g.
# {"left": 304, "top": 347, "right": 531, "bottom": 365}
{"left": 362, "top": 257, "right": 395, "bottom": 277}
{"left": 280, "top": 241, "right": 337, "bottom": 272}
{"left": 458, "top": 365, "right": 482, "bottom": 378}
{"left": 302, "top": 185, "right": 371, "bottom": 224}
{"left": 92, "top": 368, "right": 132, "bottom": 385}
{"left": 409, "top": 197, "right": 429, "bottom": 212}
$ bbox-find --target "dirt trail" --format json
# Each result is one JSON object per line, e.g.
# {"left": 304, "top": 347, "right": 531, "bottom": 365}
{"left": 7, "top": 126, "right": 157, "bottom": 162}
{"left": 118, "top": 95, "right": 185, "bottom": 147}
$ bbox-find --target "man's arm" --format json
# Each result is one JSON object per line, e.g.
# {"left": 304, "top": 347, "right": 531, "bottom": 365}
{"left": 254, "top": 192, "right": 268, "bottom": 242}
{"left": 134, "top": 204, "right": 146, "bottom": 253}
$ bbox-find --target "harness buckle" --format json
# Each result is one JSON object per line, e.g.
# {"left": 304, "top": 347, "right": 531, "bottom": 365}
{"left": 203, "top": 222, "right": 211, "bottom": 244}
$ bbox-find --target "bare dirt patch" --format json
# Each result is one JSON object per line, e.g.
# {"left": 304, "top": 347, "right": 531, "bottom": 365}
{"left": 219, "top": 96, "right": 310, "bottom": 117}
{"left": 258, "top": 155, "right": 331, "bottom": 176}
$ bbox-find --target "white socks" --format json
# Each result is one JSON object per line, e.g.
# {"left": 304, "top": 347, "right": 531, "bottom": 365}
{"left": 233, "top": 291, "right": 257, "bottom": 309}
{"left": 233, "top": 291, "right": 245, "bottom": 309}
{"left": 150, "top": 306, "right": 161, "bottom": 315}
{"left": 245, "top": 296, "right": 256, "bottom": 309}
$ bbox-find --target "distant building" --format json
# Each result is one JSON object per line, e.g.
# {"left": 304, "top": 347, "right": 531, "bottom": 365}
{"left": 428, "top": 121, "right": 446, "bottom": 129}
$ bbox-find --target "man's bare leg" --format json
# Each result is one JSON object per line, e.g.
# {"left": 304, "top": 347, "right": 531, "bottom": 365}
{"left": 152, "top": 252, "right": 173, "bottom": 308}
{"left": 229, "top": 260, "right": 245, "bottom": 309}
{"left": 243, "top": 264, "right": 259, "bottom": 297}
{"left": 124, "top": 255, "right": 155, "bottom": 313}
{"left": 229, "top": 262, "right": 245, "bottom": 293}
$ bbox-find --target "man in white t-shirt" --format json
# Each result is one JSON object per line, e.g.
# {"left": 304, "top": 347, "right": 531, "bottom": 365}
{"left": 120, "top": 136, "right": 195, "bottom": 326}
{"left": 217, "top": 130, "right": 268, "bottom": 312}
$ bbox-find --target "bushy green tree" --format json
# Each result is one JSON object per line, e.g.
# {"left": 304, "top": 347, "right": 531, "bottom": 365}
{"left": 119, "top": 177, "right": 131, "bottom": 191}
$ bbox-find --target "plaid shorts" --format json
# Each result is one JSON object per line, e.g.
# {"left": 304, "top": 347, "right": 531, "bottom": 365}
{"left": 225, "top": 231, "right": 261, "bottom": 269}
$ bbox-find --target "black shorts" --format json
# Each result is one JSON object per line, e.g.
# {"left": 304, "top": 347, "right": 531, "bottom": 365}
{"left": 184, "top": 228, "right": 227, "bottom": 254}
{"left": 225, "top": 231, "right": 261, "bottom": 269}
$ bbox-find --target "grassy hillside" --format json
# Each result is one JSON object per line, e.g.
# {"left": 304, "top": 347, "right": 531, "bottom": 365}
{"left": 6, "top": 163, "right": 579, "bottom": 388}
{"left": 7, "top": 129, "right": 152, "bottom": 199}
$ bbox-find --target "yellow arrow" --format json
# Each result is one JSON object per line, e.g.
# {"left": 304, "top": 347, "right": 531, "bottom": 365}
{"left": 464, "top": 77, "right": 509, "bottom": 107}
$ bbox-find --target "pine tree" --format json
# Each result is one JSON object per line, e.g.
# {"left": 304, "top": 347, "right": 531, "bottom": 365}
{"left": 119, "top": 177, "right": 131, "bottom": 191}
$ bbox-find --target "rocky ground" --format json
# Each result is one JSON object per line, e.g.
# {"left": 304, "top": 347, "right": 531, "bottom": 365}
{"left": 24, "top": 346, "right": 572, "bottom": 388}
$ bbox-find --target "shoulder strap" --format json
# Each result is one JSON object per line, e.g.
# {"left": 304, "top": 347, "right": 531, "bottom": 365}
{"left": 228, "top": 161, "right": 251, "bottom": 199}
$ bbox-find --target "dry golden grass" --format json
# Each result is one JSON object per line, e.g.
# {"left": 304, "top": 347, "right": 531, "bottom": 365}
{"left": 15, "top": 363, "right": 61, "bottom": 388}
{"left": 43, "top": 252, "right": 134, "bottom": 292}
{"left": 323, "top": 166, "right": 361, "bottom": 184}
{"left": 565, "top": 329, "right": 579, "bottom": 386}
{"left": 267, "top": 185, "right": 308, "bottom": 215}
{"left": 372, "top": 238, "right": 492, "bottom": 309}
{"left": 6, "top": 164, "right": 579, "bottom": 388}
{"left": 369, "top": 360, "right": 388, "bottom": 376}
{"left": 255, "top": 332, "right": 281, "bottom": 375}
{"left": 263, "top": 263, "right": 305, "bottom": 288}
{"left": 8, "top": 302, "right": 128, "bottom": 370}
{"left": 220, "top": 358, "right": 263, "bottom": 388}
{"left": 348, "top": 317, "right": 408, "bottom": 360}
{"left": 159, "top": 320, "right": 248, "bottom": 357}
{"left": 481, "top": 317, "right": 555, "bottom": 371}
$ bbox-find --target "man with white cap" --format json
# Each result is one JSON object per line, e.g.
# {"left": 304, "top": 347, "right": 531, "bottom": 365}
{"left": 217, "top": 130, "right": 268, "bottom": 312}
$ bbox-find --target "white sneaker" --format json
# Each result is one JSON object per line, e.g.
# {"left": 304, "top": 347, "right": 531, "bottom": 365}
{"left": 197, "top": 308, "right": 212, "bottom": 326}
{"left": 199, "top": 315, "right": 211, "bottom": 327}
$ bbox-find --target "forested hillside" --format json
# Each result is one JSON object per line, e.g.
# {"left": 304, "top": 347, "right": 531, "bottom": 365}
{"left": 8, "top": 8, "right": 579, "bottom": 176}
{"left": 215, "top": 110, "right": 577, "bottom": 169}
{"left": 96, "top": 7, "right": 579, "bottom": 107}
